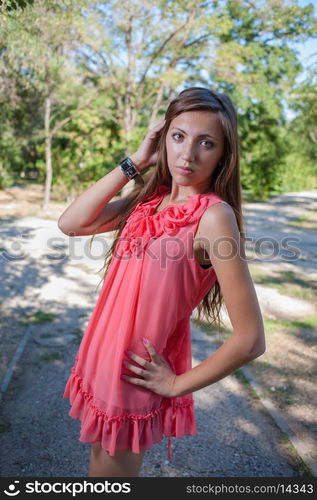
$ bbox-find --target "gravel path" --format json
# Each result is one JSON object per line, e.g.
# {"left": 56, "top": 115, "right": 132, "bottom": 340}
{"left": 0, "top": 318, "right": 300, "bottom": 477}
{"left": 0, "top": 190, "right": 316, "bottom": 477}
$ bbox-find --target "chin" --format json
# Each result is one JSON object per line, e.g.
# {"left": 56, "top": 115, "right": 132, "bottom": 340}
{"left": 170, "top": 170, "right": 193, "bottom": 181}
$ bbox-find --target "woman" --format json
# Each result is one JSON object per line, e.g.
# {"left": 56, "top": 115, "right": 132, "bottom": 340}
{"left": 59, "top": 87, "right": 265, "bottom": 477}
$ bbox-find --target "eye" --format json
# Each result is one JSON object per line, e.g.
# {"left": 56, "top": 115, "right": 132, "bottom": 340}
{"left": 201, "top": 140, "right": 214, "bottom": 149}
{"left": 172, "top": 133, "right": 183, "bottom": 141}
{"left": 171, "top": 133, "right": 214, "bottom": 148}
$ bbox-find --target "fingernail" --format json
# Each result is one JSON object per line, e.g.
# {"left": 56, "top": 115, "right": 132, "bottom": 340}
{"left": 142, "top": 337, "right": 149, "bottom": 344}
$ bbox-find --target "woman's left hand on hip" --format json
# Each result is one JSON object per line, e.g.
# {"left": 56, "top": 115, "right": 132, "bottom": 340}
{"left": 121, "top": 338, "right": 177, "bottom": 398}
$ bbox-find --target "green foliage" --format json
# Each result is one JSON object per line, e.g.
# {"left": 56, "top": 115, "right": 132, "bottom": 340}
{"left": 282, "top": 65, "right": 317, "bottom": 192}
{"left": 0, "top": 162, "right": 15, "bottom": 189}
{"left": 0, "top": 0, "right": 316, "bottom": 200}
{"left": 0, "top": 0, "right": 100, "bottom": 198}
{"left": 1, "top": 0, "right": 35, "bottom": 11}
{"left": 51, "top": 99, "right": 123, "bottom": 198}
{"left": 213, "top": 0, "right": 317, "bottom": 198}
{"left": 239, "top": 102, "right": 288, "bottom": 198}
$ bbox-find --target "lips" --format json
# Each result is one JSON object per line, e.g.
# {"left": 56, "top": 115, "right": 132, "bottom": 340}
{"left": 177, "top": 166, "right": 193, "bottom": 175}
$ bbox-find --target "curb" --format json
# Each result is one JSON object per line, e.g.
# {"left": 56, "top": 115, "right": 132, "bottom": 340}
{"left": 240, "top": 364, "right": 316, "bottom": 477}
{"left": 191, "top": 320, "right": 316, "bottom": 477}
{"left": 0, "top": 324, "right": 32, "bottom": 403}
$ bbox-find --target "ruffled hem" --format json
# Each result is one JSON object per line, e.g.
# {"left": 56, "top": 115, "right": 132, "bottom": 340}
{"left": 63, "top": 370, "right": 197, "bottom": 461}
{"left": 116, "top": 184, "right": 216, "bottom": 257}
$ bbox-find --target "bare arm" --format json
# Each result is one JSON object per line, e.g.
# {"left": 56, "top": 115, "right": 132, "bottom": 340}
{"left": 173, "top": 202, "right": 266, "bottom": 397}
{"left": 57, "top": 163, "right": 135, "bottom": 236}
{"left": 57, "top": 119, "right": 166, "bottom": 237}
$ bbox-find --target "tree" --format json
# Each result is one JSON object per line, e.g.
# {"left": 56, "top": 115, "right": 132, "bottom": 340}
{"left": 281, "top": 61, "right": 317, "bottom": 191}
{"left": 71, "top": 0, "right": 233, "bottom": 195}
{"left": 1, "top": 0, "right": 98, "bottom": 210}
{"left": 1, "top": 0, "right": 35, "bottom": 11}
{"left": 1, "top": 0, "right": 316, "bottom": 201}
{"left": 210, "top": 0, "right": 317, "bottom": 197}
{"left": 75, "top": 0, "right": 317, "bottom": 198}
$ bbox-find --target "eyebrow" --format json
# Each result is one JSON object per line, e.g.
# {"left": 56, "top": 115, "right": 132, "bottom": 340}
{"left": 171, "top": 127, "right": 218, "bottom": 140}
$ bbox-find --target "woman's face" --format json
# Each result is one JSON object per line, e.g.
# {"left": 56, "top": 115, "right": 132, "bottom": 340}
{"left": 165, "top": 110, "right": 224, "bottom": 192}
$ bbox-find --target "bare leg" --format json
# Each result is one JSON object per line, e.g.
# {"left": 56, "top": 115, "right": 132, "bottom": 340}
{"left": 88, "top": 442, "right": 146, "bottom": 477}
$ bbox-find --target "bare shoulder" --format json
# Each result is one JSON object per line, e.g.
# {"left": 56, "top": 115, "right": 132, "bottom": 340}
{"left": 198, "top": 201, "right": 239, "bottom": 240}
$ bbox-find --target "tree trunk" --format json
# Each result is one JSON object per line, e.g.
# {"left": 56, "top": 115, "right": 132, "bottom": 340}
{"left": 43, "top": 94, "right": 52, "bottom": 212}
{"left": 121, "top": 14, "right": 139, "bottom": 199}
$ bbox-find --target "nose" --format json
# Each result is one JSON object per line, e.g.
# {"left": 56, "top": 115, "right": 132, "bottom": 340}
{"left": 181, "top": 141, "right": 196, "bottom": 162}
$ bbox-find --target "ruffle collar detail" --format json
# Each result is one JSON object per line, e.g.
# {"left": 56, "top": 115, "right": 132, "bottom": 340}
{"left": 116, "top": 185, "right": 213, "bottom": 257}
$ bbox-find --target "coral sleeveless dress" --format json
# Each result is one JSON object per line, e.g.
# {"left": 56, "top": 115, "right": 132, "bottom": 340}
{"left": 63, "top": 184, "right": 225, "bottom": 460}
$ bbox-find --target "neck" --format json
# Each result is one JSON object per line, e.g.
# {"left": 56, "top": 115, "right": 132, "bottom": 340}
{"left": 168, "top": 183, "right": 210, "bottom": 202}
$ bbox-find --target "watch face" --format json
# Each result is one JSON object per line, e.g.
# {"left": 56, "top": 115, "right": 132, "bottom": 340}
{"left": 120, "top": 158, "right": 138, "bottom": 178}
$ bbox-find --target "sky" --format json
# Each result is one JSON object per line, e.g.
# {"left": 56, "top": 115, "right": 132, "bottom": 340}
{"left": 283, "top": 0, "right": 316, "bottom": 118}
{"left": 294, "top": 0, "right": 317, "bottom": 80}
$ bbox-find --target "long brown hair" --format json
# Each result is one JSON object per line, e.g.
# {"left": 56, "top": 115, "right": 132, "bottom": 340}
{"left": 92, "top": 87, "right": 244, "bottom": 330}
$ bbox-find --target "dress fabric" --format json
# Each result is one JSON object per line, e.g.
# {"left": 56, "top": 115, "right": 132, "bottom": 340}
{"left": 63, "top": 184, "right": 226, "bottom": 461}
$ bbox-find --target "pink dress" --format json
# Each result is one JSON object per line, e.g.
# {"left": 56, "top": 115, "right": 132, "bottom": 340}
{"left": 63, "top": 184, "right": 225, "bottom": 460}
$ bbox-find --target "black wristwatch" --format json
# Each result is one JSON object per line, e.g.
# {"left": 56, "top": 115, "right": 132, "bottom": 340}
{"left": 119, "top": 157, "right": 140, "bottom": 180}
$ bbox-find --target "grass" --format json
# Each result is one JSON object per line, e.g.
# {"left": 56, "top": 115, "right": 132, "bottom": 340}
{"left": 233, "top": 368, "right": 250, "bottom": 386}
{"left": 195, "top": 309, "right": 316, "bottom": 412}
{"left": 194, "top": 310, "right": 317, "bottom": 343}
{"left": 192, "top": 317, "right": 229, "bottom": 337}
{"left": 270, "top": 386, "right": 298, "bottom": 406}
{"left": 39, "top": 352, "right": 63, "bottom": 362}
{"left": 263, "top": 316, "right": 317, "bottom": 332}
{"left": 232, "top": 368, "right": 261, "bottom": 402}
{"left": 249, "top": 266, "right": 317, "bottom": 302}
{"left": 250, "top": 321, "right": 315, "bottom": 408}
{"left": 288, "top": 209, "right": 317, "bottom": 231}
{"left": 19, "top": 310, "right": 56, "bottom": 325}
{"left": 71, "top": 328, "right": 83, "bottom": 337}
{"left": 0, "top": 416, "right": 10, "bottom": 433}
{"left": 279, "top": 434, "right": 314, "bottom": 477}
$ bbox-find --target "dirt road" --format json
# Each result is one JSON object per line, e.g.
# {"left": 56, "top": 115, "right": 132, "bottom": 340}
{"left": 0, "top": 186, "right": 316, "bottom": 476}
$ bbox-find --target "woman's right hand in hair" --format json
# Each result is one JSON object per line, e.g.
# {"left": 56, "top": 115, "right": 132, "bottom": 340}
{"left": 130, "top": 119, "right": 166, "bottom": 171}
